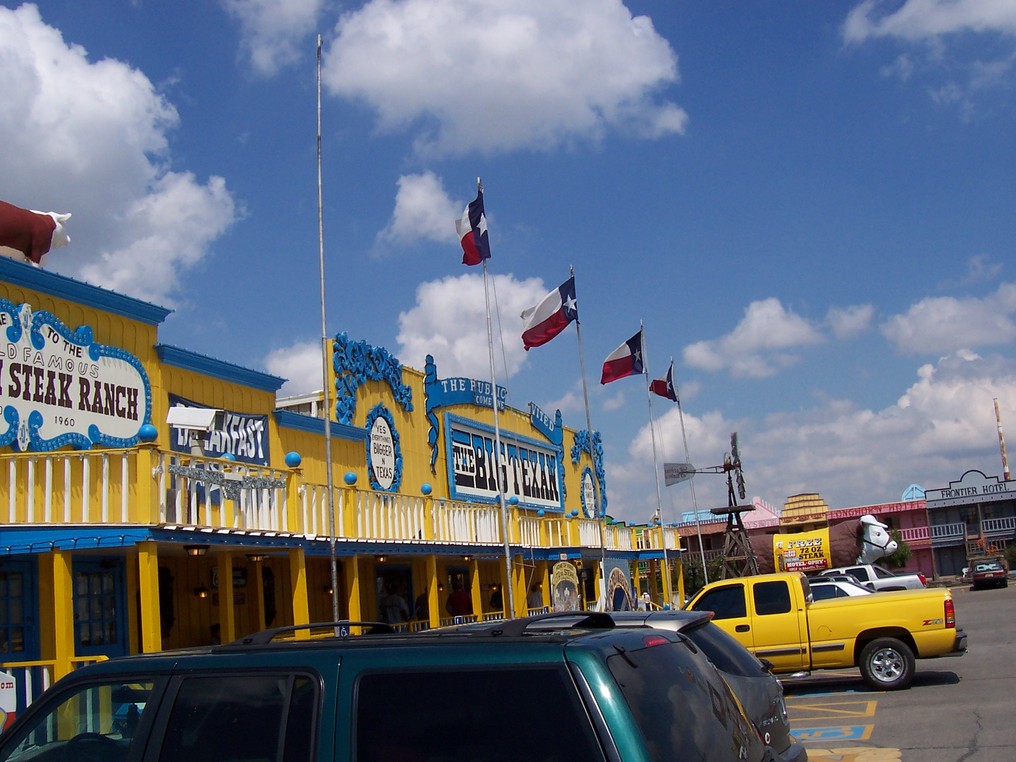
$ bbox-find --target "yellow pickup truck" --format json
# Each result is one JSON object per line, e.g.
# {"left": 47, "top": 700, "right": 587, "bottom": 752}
{"left": 685, "top": 572, "right": 967, "bottom": 690}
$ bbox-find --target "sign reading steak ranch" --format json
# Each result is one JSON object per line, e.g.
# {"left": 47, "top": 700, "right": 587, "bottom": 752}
{"left": 0, "top": 300, "right": 151, "bottom": 451}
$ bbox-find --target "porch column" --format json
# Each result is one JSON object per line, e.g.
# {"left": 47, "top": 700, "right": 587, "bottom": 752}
{"left": 38, "top": 550, "right": 74, "bottom": 681}
{"left": 288, "top": 548, "right": 310, "bottom": 632}
{"left": 343, "top": 555, "right": 362, "bottom": 621}
{"left": 137, "top": 541, "right": 163, "bottom": 653}
{"left": 425, "top": 555, "right": 439, "bottom": 628}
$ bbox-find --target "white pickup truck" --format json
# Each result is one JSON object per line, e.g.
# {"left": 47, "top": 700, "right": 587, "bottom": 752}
{"left": 819, "top": 563, "right": 927, "bottom": 591}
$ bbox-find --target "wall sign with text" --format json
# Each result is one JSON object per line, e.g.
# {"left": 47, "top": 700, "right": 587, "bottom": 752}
{"left": 366, "top": 403, "right": 402, "bottom": 492}
{"left": 446, "top": 414, "right": 561, "bottom": 510}
{"left": 0, "top": 299, "right": 151, "bottom": 451}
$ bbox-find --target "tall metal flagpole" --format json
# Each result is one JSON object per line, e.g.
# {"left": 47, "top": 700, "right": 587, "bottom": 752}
{"left": 640, "top": 322, "right": 670, "bottom": 605}
{"left": 670, "top": 357, "right": 709, "bottom": 584}
{"left": 477, "top": 178, "right": 515, "bottom": 616}
{"left": 570, "top": 266, "right": 607, "bottom": 605}
{"left": 317, "top": 36, "right": 340, "bottom": 621}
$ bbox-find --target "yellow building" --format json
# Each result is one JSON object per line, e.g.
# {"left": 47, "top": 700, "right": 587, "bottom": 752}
{"left": 0, "top": 257, "right": 682, "bottom": 708}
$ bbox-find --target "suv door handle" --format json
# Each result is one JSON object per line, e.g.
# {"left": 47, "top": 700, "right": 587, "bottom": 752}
{"left": 735, "top": 624, "right": 750, "bottom": 632}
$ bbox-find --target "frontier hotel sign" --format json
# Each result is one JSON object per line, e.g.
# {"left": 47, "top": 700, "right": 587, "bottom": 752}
{"left": 925, "top": 469, "right": 1016, "bottom": 507}
{"left": 1, "top": 299, "right": 151, "bottom": 452}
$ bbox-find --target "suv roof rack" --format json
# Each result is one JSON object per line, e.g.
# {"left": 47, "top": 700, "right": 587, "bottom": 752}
{"left": 430, "top": 611, "right": 616, "bottom": 638}
{"left": 232, "top": 621, "right": 396, "bottom": 646}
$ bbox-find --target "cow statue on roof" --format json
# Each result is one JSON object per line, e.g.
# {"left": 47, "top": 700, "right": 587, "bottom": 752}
{"left": 0, "top": 200, "right": 72, "bottom": 266}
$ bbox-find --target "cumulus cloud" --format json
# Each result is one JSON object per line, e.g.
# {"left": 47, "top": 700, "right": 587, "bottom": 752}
{"left": 682, "top": 298, "right": 824, "bottom": 377}
{"left": 881, "top": 282, "right": 1016, "bottom": 354}
{"left": 265, "top": 340, "right": 324, "bottom": 396}
{"left": 396, "top": 273, "right": 548, "bottom": 377}
{"left": 827, "top": 304, "right": 875, "bottom": 339}
{"left": 321, "top": 0, "right": 686, "bottom": 156}
{"left": 844, "top": 0, "right": 1016, "bottom": 43}
{"left": 607, "top": 351, "right": 1016, "bottom": 522}
{"left": 222, "top": 0, "right": 324, "bottom": 76}
{"left": 0, "top": 4, "right": 239, "bottom": 305}
{"left": 376, "top": 172, "right": 461, "bottom": 248}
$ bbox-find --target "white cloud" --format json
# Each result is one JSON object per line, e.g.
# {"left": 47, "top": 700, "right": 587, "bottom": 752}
{"left": 222, "top": 0, "right": 324, "bottom": 76}
{"left": 844, "top": 0, "right": 1016, "bottom": 43}
{"left": 321, "top": 0, "right": 686, "bottom": 156}
{"left": 827, "top": 304, "right": 875, "bottom": 339}
{"left": 376, "top": 172, "right": 461, "bottom": 247}
{"left": 0, "top": 4, "right": 239, "bottom": 305}
{"left": 396, "top": 273, "right": 548, "bottom": 377}
{"left": 881, "top": 282, "right": 1016, "bottom": 354}
{"left": 606, "top": 351, "right": 1016, "bottom": 523}
{"left": 265, "top": 340, "right": 324, "bottom": 396}
{"left": 683, "top": 298, "right": 824, "bottom": 377}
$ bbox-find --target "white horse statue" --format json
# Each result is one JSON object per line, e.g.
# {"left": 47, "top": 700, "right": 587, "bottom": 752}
{"left": 857, "top": 514, "right": 898, "bottom": 564}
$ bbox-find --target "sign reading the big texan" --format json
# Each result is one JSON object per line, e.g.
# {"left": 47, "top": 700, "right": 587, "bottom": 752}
{"left": 447, "top": 415, "right": 561, "bottom": 510}
{"left": 0, "top": 299, "right": 150, "bottom": 451}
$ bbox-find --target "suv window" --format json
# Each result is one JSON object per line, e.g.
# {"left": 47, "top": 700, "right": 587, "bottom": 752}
{"left": 607, "top": 639, "right": 755, "bottom": 760}
{"left": 1, "top": 679, "right": 156, "bottom": 762}
{"left": 683, "top": 621, "right": 767, "bottom": 677}
{"left": 156, "top": 673, "right": 316, "bottom": 762}
{"left": 355, "top": 666, "right": 603, "bottom": 761}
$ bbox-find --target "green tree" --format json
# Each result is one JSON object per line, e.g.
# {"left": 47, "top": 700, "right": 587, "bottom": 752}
{"left": 882, "top": 530, "right": 912, "bottom": 568}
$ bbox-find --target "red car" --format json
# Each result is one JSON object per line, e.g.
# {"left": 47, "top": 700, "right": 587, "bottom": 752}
{"left": 971, "top": 559, "right": 1009, "bottom": 590}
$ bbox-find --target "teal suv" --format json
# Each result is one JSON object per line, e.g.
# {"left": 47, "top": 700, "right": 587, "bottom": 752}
{"left": 0, "top": 613, "right": 777, "bottom": 762}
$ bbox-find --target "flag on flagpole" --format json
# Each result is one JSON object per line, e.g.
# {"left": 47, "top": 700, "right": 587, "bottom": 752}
{"left": 521, "top": 276, "right": 578, "bottom": 350}
{"left": 600, "top": 330, "right": 644, "bottom": 384}
{"left": 456, "top": 189, "right": 490, "bottom": 266}
{"left": 650, "top": 362, "right": 678, "bottom": 402}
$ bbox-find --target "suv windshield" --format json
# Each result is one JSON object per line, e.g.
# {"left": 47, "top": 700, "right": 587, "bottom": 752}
{"left": 606, "top": 638, "right": 756, "bottom": 761}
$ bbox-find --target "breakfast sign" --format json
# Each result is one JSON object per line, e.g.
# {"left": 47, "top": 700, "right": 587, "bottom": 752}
{"left": 0, "top": 299, "right": 151, "bottom": 451}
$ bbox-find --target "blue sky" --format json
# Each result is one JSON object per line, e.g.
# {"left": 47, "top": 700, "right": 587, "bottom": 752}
{"left": 2, "top": 1, "right": 1015, "bottom": 524}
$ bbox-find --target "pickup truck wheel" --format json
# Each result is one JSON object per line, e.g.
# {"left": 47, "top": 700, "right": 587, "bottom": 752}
{"left": 859, "top": 638, "right": 914, "bottom": 691}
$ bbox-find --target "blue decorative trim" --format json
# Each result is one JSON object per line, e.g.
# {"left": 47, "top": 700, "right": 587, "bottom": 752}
{"left": 1, "top": 300, "right": 152, "bottom": 451}
{"left": 273, "top": 410, "right": 367, "bottom": 441}
{"left": 572, "top": 430, "right": 607, "bottom": 516}
{"left": 0, "top": 256, "right": 172, "bottom": 325}
{"left": 365, "top": 403, "right": 402, "bottom": 492}
{"left": 332, "top": 333, "right": 413, "bottom": 425}
{"left": 156, "top": 344, "right": 284, "bottom": 392}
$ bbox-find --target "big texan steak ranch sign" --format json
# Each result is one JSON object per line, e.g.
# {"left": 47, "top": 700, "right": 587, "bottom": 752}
{"left": 0, "top": 300, "right": 151, "bottom": 452}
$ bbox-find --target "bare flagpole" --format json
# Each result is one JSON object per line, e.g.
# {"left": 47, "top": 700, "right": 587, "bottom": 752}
{"left": 317, "top": 35, "right": 340, "bottom": 621}
{"left": 477, "top": 178, "right": 515, "bottom": 616}
{"left": 570, "top": 265, "right": 607, "bottom": 607}
{"left": 640, "top": 322, "right": 671, "bottom": 605}
{"left": 670, "top": 357, "right": 709, "bottom": 584}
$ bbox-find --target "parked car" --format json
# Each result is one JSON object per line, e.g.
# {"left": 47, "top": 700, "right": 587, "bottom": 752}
{"left": 609, "top": 610, "right": 806, "bottom": 762}
{"left": 970, "top": 558, "right": 1009, "bottom": 590}
{"left": 0, "top": 614, "right": 776, "bottom": 762}
{"left": 818, "top": 564, "right": 927, "bottom": 591}
{"left": 808, "top": 577, "right": 874, "bottom": 601}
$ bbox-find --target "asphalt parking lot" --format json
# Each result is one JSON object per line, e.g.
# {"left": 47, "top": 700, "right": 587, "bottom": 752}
{"left": 783, "top": 579, "right": 1016, "bottom": 761}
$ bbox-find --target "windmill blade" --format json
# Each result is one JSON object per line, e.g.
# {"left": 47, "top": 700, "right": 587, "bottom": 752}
{"left": 731, "top": 432, "right": 746, "bottom": 500}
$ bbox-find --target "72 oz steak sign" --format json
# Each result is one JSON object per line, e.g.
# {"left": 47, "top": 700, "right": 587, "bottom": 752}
{"left": 0, "top": 299, "right": 151, "bottom": 452}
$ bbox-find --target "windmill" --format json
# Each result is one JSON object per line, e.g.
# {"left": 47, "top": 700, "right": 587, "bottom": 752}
{"left": 709, "top": 432, "right": 760, "bottom": 579}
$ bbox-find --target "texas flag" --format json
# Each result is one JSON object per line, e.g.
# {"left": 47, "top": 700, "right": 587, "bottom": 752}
{"left": 456, "top": 189, "right": 490, "bottom": 266}
{"left": 521, "top": 276, "right": 578, "bottom": 350}
{"left": 650, "top": 362, "right": 678, "bottom": 402}
{"left": 600, "top": 330, "right": 644, "bottom": 384}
